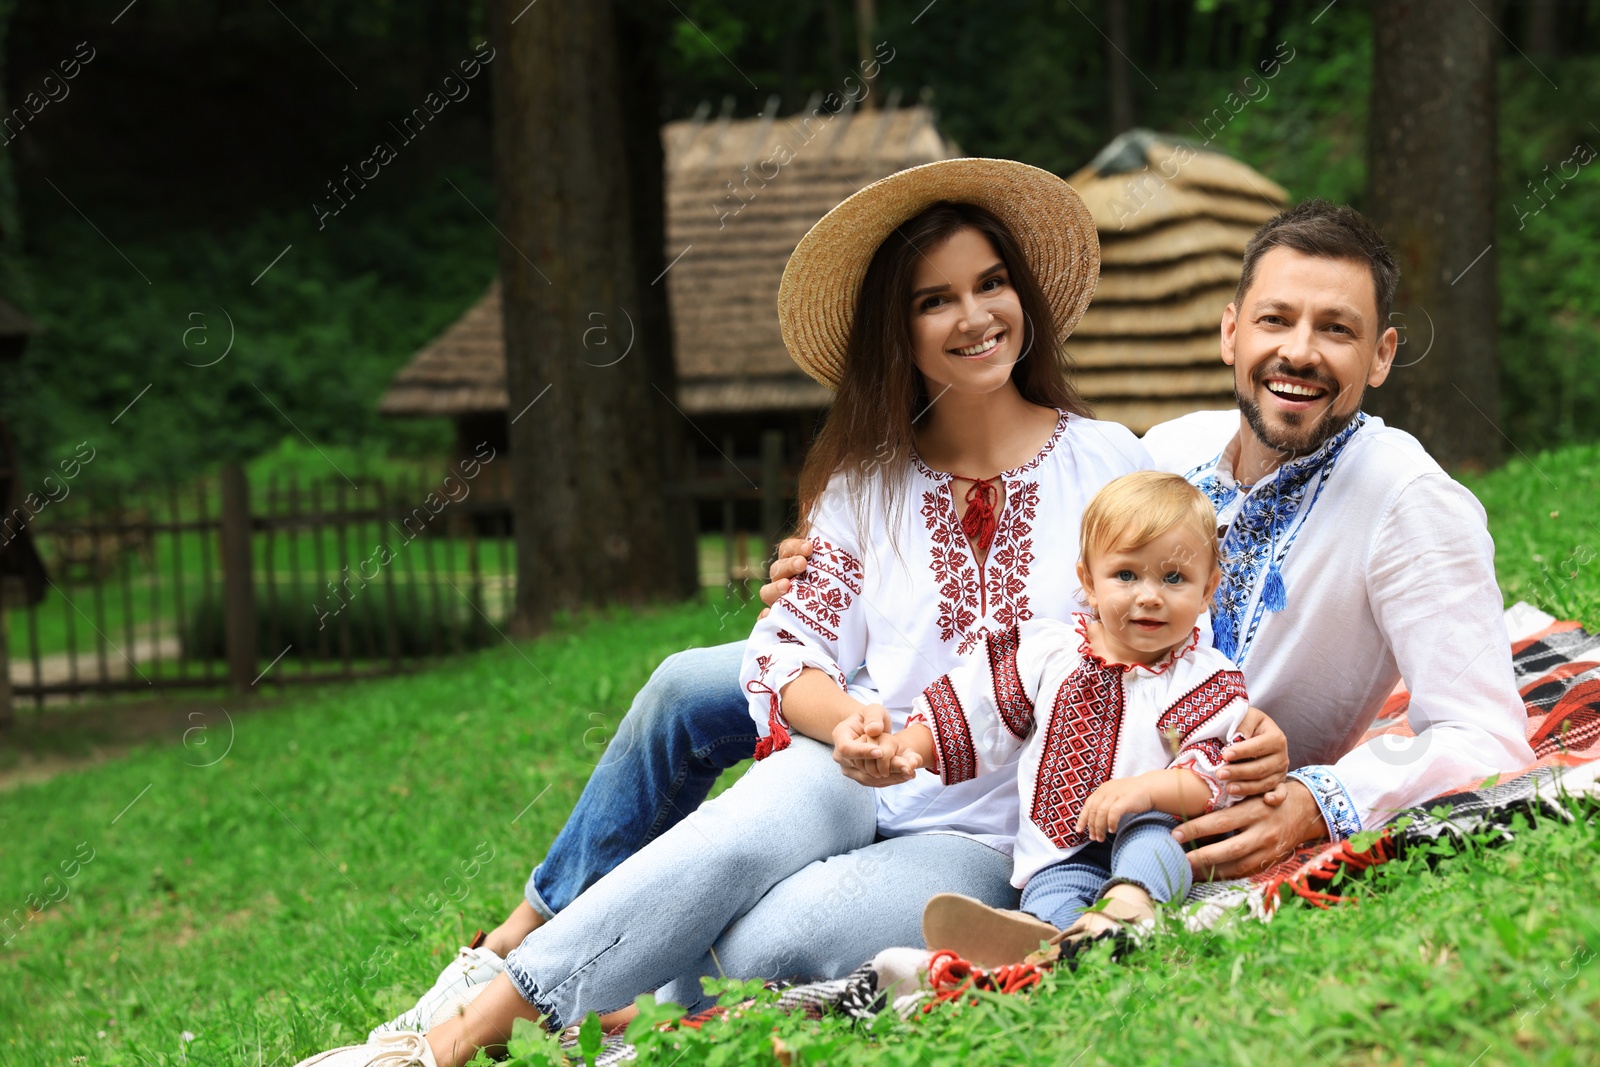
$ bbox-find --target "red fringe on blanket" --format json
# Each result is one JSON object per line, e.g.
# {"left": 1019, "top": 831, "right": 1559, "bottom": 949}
{"left": 924, "top": 950, "right": 1043, "bottom": 1010}
{"left": 1258, "top": 830, "right": 1398, "bottom": 913}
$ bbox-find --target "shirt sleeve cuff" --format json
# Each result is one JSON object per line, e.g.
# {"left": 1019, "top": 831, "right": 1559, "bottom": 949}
{"left": 1286, "top": 766, "right": 1362, "bottom": 843}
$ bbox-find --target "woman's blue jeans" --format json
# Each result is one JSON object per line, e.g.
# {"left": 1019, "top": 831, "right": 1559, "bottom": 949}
{"left": 506, "top": 735, "right": 1016, "bottom": 1026}
{"left": 525, "top": 642, "right": 760, "bottom": 919}
{"left": 511, "top": 642, "right": 1018, "bottom": 1025}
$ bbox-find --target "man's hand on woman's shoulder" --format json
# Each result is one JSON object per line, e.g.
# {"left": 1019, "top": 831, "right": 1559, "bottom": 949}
{"left": 757, "top": 537, "right": 814, "bottom": 619}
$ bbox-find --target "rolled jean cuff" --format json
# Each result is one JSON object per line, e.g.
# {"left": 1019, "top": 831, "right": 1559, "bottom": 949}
{"left": 524, "top": 866, "right": 557, "bottom": 922}
{"left": 502, "top": 954, "right": 566, "bottom": 1032}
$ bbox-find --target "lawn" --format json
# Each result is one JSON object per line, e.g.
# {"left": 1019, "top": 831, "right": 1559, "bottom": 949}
{"left": 1, "top": 444, "right": 1598, "bottom": 1067}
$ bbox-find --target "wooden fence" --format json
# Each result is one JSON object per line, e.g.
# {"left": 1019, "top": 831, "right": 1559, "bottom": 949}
{"left": 0, "top": 431, "right": 796, "bottom": 717}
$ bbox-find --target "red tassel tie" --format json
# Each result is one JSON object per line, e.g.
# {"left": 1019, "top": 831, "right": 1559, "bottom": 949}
{"left": 955, "top": 476, "right": 1001, "bottom": 555}
{"left": 746, "top": 680, "right": 791, "bottom": 760}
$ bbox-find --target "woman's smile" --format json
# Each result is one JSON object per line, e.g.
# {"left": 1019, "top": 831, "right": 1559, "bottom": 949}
{"left": 950, "top": 329, "right": 1006, "bottom": 359}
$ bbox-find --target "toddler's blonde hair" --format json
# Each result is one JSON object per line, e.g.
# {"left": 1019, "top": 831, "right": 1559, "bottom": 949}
{"left": 1079, "top": 471, "right": 1221, "bottom": 572}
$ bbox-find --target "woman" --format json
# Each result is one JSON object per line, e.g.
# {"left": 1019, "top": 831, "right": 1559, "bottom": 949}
{"left": 297, "top": 158, "right": 1229, "bottom": 1067}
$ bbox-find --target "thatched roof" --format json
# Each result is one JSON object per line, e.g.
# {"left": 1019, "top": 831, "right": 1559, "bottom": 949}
{"left": 381, "top": 101, "right": 954, "bottom": 419}
{"left": 1066, "top": 130, "right": 1288, "bottom": 431}
{"left": 379, "top": 281, "right": 507, "bottom": 416}
{"left": 664, "top": 98, "right": 952, "bottom": 404}
{"left": 382, "top": 125, "right": 1287, "bottom": 434}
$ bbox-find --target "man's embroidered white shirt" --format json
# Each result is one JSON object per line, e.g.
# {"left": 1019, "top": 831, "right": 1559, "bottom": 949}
{"left": 1143, "top": 410, "right": 1535, "bottom": 836}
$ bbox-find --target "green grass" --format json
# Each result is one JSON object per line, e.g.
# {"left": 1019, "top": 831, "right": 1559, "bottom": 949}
{"left": 1, "top": 447, "right": 1598, "bottom": 1067}
{"left": 614, "top": 812, "right": 1600, "bottom": 1067}
{"left": 0, "top": 592, "right": 758, "bottom": 1067}
{"left": 1459, "top": 441, "right": 1600, "bottom": 632}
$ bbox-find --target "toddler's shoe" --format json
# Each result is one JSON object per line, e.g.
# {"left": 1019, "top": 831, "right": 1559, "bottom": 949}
{"left": 922, "top": 892, "right": 1061, "bottom": 967}
{"left": 1029, "top": 895, "right": 1155, "bottom": 967}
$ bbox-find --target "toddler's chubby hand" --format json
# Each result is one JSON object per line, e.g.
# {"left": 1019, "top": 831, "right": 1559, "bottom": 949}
{"left": 1076, "top": 778, "right": 1156, "bottom": 843}
{"left": 876, "top": 729, "right": 928, "bottom": 777}
{"left": 832, "top": 705, "right": 918, "bottom": 787}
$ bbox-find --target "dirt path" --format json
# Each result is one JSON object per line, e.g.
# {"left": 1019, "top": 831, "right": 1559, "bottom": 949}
{"left": 0, "top": 690, "right": 283, "bottom": 793}
{"left": 8, "top": 633, "right": 182, "bottom": 689}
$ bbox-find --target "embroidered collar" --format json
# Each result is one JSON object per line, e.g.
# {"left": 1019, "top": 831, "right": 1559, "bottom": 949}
{"left": 1188, "top": 413, "right": 1368, "bottom": 664}
{"left": 1072, "top": 612, "right": 1201, "bottom": 676}
{"left": 910, "top": 409, "right": 1069, "bottom": 482}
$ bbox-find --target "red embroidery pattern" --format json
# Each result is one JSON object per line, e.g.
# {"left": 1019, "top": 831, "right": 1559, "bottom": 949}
{"left": 923, "top": 486, "right": 980, "bottom": 644}
{"left": 1157, "top": 670, "right": 1248, "bottom": 745}
{"left": 1178, "top": 737, "right": 1226, "bottom": 770}
{"left": 1029, "top": 659, "right": 1125, "bottom": 849}
{"left": 985, "top": 481, "right": 1039, "bottom": 632}
{"left": 913, "top": 411, "right": 1064, "bottom": 653}
{"left": 779, "top": 536, "right": 863, "bottom": 642}
{"left": 923, "top": 676, "right": 978, "bottom": 784}
{"left": 810, "top": 538, "right": 864, "bottom": 594}
{"left": 984, "top": 625, "right": 1034, "bottom": 740}
{"left": 775, "top": 629, "right": 804, "bottom": 645}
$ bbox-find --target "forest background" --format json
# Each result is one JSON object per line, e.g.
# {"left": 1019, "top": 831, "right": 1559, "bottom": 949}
{"left": 2, "top": 0, "right": 1597, "bottom": 495}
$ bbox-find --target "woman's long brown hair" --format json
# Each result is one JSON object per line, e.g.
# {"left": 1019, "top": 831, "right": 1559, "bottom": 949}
{"left": 795, "top": 201, "right": 1092, "bottom": 547}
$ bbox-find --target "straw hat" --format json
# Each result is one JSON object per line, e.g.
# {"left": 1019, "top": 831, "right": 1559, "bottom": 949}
{"left": 777, "top": 157, "right": 1100, "bottom": 390}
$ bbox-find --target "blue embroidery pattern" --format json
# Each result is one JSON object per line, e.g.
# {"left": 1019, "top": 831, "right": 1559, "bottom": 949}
{"left": 1187, "top": 414, "right": 1368, "bottom": 664}
{"left": 1287, "top": 766, "right": 1363, "bottom": 842}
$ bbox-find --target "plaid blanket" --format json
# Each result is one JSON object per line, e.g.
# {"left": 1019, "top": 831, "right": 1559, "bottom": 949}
{"left": 576, "top": 605, "right": 1600, "bottom": 1056}
{"left": 1185, "top": 603, "right": 1600, "bottom": 926}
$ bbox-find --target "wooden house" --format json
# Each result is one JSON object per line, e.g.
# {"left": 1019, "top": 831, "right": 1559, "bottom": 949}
{"left": 381, "top": 122, "right": 1291, "bottom": 496}
{"left": 380, "top": 101, "right": 957, "bottom": 497}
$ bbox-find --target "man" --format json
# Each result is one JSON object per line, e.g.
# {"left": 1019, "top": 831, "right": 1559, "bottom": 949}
{"left": 1141, "top": 199, "right": 1533, "bottom": 871}
{"left": 380, "top": 199, "right": 1532, "bottom": 1029}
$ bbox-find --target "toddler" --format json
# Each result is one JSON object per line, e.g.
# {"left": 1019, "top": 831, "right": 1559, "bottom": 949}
{"left": 882, "top": 471, "right": 1262, "bottom": 964}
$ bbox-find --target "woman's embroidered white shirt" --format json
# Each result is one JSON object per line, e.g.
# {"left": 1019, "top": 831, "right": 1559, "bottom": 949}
{"left": 741, "top": 413, "right": 1151, "bottom": 851}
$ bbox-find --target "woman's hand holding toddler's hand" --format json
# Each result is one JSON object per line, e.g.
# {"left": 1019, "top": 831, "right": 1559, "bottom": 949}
{"left": 831, "top": 704, "right": 915, "bottom": 787}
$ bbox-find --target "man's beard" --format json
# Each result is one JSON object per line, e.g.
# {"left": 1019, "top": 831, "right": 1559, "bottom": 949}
{"left": 1236, "top": 363, "right": 1361, "bottom": 457}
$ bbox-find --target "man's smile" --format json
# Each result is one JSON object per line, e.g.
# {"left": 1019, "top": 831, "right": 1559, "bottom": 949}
{"left": 1262, "top": 375, "right": 1331, "bottom": 407}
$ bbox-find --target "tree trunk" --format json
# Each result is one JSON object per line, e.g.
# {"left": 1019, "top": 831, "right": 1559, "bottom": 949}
{"left": 1526, "top": 0, "right": 1559, "bottom": 59}
{"left": 490, "top": 0, "right": 696, "bottom": 635}
{"left": 855, "top": 0, "right": 878, "bottom": 109}
{"left": 1364, "top": 0, "right": 1500, "bottom": 470}
{"left": 1105, "top": 0, "right": 1136, "bottom": 136}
